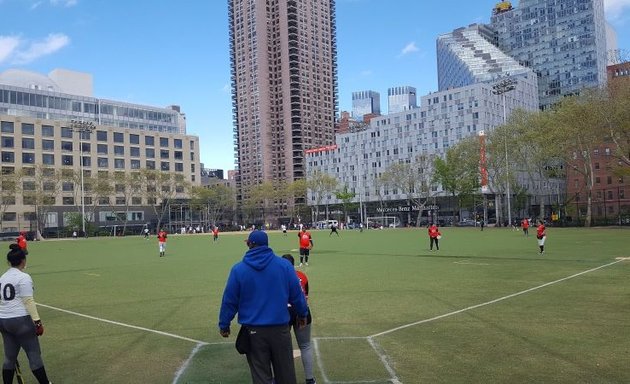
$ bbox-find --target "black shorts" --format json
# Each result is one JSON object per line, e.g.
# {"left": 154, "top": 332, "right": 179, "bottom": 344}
{"left": 299, "top": 247, "right": 310, "bottom": 256}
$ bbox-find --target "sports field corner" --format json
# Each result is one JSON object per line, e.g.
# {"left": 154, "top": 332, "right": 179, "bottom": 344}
{"left": 11, "top": 226, "right": 630, "bottom": 383}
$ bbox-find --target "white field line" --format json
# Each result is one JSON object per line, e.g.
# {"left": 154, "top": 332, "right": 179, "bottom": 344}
{"left": 369, "top": 259, "right": 624, "bottom": 338}
{"left": 37, "top": 303, "right": 213, "bottom": 345}
{"left": 172, "top": 342, "right": 206, "bottom": 384}
{"left": 366, "top": 337, "right": 402, "bottom": 384}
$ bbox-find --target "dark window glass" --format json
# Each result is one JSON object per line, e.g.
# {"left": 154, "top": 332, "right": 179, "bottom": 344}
{"left": 145, "top": 136, "right": 154, "bottom": 146}
{"left": 1, "top": 152, "right": 14, "bottom": 163}
{"left": 146, "top": 148, "right": 155, "bottom": 158}
{"left": 98, "top": 158, "right": 108, "bottom": 168}
{"left": 1, "top": 121, "right": 14, "bottom": 133}
{"left": 174, "top": 151, "right": 183, "bottom": 160}
{"left": 97, "top": 130, "right": 108, "bottom": 141}
{"left": 114, "top": 159, "right": 125, "bottom": 169}
{"left": 113, "top": 132, "right": 124, "bottom": 143}
{"left": 130, "top": 159, "right": 141, "bottom": 169}
{"left": 22, "top": 153, "right": 35, "bottom": 164}
{"left": 130, "top": 134, "right": 140, "bottom": 144}
{"left": 114, "top": 146, "right": 124, "bottom": 156}
{"left": 82, "top": 156, "right": 91, "bottom": 167}
{"left": 1, "top": 136, "right": 14, "bottom": 148}
{"left": 97, "top": 144, "right": 108, "bottom": 154}
{"left": 161, "top": 161, "right": 170, "bottom": 171}
{"left": 61, "top": 127, "right": 73, "bottom": 138}
{"left": 130, "top": 147, "right": 140, "bottom": 157}
{"left": 63, "top": 197, "right": 74, "bottom": 205}
{"left": 160, "top": 137, "right": 169, "bottom": 147}
{"left": 175, "top": 163, "right": 184, "bottom": 172}
{"left": 42, "top": 154, "right": 54, "bottom": 165}
{"left": 42, "top": 139, "right": 54, "bottom": 151}
{"left": 21, "top": 123, "right": 34, "bottom": 135}
{"left": 146, "top": 160, "right": 155, "bottom": 170}
{"left": 41, "top": 125, "right": 54, "bottom": 137}
{"left": 61, "top": 155, "right": 73, "bottom": 166}
{"left": 174, "top": 139, "right": 182, "bottom": 149}
{"left": 22, "top": 138, "right": 35, "bottom": 149}
{"left": 61, "top": 141, "right": 73, "bottom": 152}
{"left": 160, "top": 149, "right": 169, "bottom": 159}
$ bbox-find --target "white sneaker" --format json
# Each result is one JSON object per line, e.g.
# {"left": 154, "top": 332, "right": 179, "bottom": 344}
{"left": 299, "top": 263, "right": 303, "bottom": 267}
{"left": 305, "top": 262, "right": 309, "bottom": 266}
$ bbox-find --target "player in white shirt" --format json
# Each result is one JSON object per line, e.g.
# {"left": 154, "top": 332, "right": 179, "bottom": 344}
{"left": 0, "top": 244, "right": 53, "bottom": 384}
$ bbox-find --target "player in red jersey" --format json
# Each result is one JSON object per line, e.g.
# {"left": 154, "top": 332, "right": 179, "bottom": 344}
{"left": 522, "top": 218, "right": 530, "bottom": 236}
{"left": 428, "top": 223, "right": 441, "bottom": 251}
{"left": 157, "top": 229, "right": 168, "bottom": 257}
{"left": 212, "top": 226, "right": 219, "bottom": 242}
{"left": 298, "top": 228, "right": 313, "bottom": 267}
{"left": 281, "top": 254, "right": 315, "bottom": 384}
{"left": 536, "top": 220, "right": 547, "bottom": 254}
{"left": 16, "top": 232, "right": 28, "bottom": 255}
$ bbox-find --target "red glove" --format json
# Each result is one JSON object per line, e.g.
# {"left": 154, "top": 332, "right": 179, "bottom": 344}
{"left": 34, "top": 320, "right": 44, "bottom": 336}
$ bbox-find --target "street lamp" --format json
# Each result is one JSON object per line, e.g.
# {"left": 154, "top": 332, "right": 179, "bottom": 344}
{"left": 69, "top": 119, "right": 96, "bottom": 236}
{"left": 492, "top": 77, "right": 518, "bottom": 228}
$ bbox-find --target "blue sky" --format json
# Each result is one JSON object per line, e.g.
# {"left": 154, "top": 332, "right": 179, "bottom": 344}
{"left": 1, "top": 0, "right": 629, "bottom": 175}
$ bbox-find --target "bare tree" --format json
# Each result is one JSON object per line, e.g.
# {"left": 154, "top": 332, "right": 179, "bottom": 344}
{"left": 21, "top": 166, "right": 62, "bottom": 238}
{"left": 307, "top": 171, "right": 338, "bottom": 223}
{"left": 0, "top": 171, "right": 19, "bottom": 231}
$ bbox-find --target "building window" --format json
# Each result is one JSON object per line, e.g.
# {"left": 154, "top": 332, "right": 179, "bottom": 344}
{"left": 1, "top": 136, "right": 14, "bottom": 148}
{"left": 132, "top": 197, "right": 142, "bottom": 205}
{"left": 113, "top": 132, "right": 124, "bottom": 143}
{"left": 174, "top": 139, "right": 182, "bottom": 149}
{"left": 175, "top": 163, "right": 183, "bottom": 172}
{"left": 145, "top": 136, "right": 154, "bottom": 146}
{"left": 115, "top": 197, "right": 126, "bottom": 205}
{"left": 81, "top": 142, "right": 90, "bottom": 153}
{"left": 160, "top": 149, "right": 169, "bottom": 159}
{"left": 2, "top": 212, "right": 16, "bottom": 222}
{"left": 62, "top": 182, "right": 74, "bottom": 192}
{"left": 161, "top": 161, "right": 170, "bottom": 171}
{"left": 63, "top": 197, "right": 75, "bottom": 205}
{"left": 607, "top": 190, "right": 614, "bottom": 200}
{"left": 42, "top": 139, "right": 54, "bottom": 151}
{"left": 82, "top": 156, "right": 91, "bottom": 167}
{"left": 98, "top": 157, "right": 108, "bottom": 168}
{"left": 1, "top": 121, "right": 14, "bottom": 133}
{"left": 97, "top": 130, "right": 108, "bottom": 141}
{"left": 146, "top": 160, "right": 155, "bottom": 170}
{"left": 190, "top": 140, "right": 195, "bottom": 150}
{"left": 42, "top": 125, "right": 54, "bottom": 137}
{"left": 595, "top": 177, "right": 601, "bottom": 184}
{"left": 61, "top": 141, "right": 73, "bottom": 152}
{"left": 42, "top": 154, "right": 54, "bottom": 165}
{"left": 146, "top": 148, "right": 155, "bottom": 158}
{"left": 114, "top": 159, "right": 125, "bottom": 169}
{"left": 174, "top": 151, "right": 183, "bottom": 160}
{"left": 61, "top": 127, "right": 73, "bottom": 138}
{"left": 22, "top": 138, "right": 35, "bottom": 149}
{"left": 22, "top": 153, "right": 35, "bottom": 164}
{"left": 114, "top": 146, "right": 124, "bottom": 156}
{"left": 97, "top": 144, "right": 108, "bottom": 154}
{"left": 1, "top": 152, "right": 14, "bottom": 163}
{"left": 99, "top": 197, "right": 110, "bottom": 205}
{"left": 130, "top": 147, "right": 140, "bottom": 157}
{"left": 160, "top": 137, "right": 169, "bottom": 147}
{"left": 130, "top": 134, "right": 140, "bottom": 144}
{"left": 21, "top": 123, "right": 34, "bottom": 135}
{"left": 607, "top": 176, "right": 612, "bottom": 184}
{"left": 130, "top": 159, "right": 141, "bottom": 169}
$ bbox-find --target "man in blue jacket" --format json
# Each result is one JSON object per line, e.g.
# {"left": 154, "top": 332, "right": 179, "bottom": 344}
{"left": 219, "top": 230, "right": 309, "bottom": 384}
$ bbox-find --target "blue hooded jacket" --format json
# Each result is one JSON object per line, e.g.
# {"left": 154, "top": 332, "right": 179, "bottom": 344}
{"left": 219, "top": 245, "right": 308, "bottom": 330}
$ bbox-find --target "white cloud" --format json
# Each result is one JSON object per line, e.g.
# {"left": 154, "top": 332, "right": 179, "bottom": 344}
{"left": 400, "top": 42, "right": 419, "bottom": 56}
{"left": 604, "top": 0, "right": 630, "bottom": 19}
{"left": 12, "top": 33, "right": 70, "bottom": 65}
{"left": 0, "top": 36, "right": 21, "bottom": 64}
{"left": 50, "top": 0, "right": 78, "bottom": 7}
{"left": 30, "top": 1, "right": 43, "bottom": 10}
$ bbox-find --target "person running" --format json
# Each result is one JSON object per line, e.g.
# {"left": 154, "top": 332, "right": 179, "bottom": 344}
{"left": 143, "top": 227, "right": 150, "bottom": 240}
{"left": 157, "top": 229, "right": 168, "bottom": 257}
{"left": 212, "top": 226, "right": 219, "bottom": 242}
{"left": 0, "top": 244, "right": 53, "bottom": 384}
{"left": 329, "top": 223, "right": 339, "bottom": 237}
{"left": 480, "top": 219, "right": 485, "bottom": 231}
{"left": 428, "top": 223, "right": 441, "bottom": 251}
{"left": 522, "top": 218, "right": 530, "bottom": 237}
{"left": 281, "top": 224, "right": 287, "bottom": 236}
{"left": 16, "top": 232, "right": 28, "bottom": 256}
{"left": 536, "top": 220, "right": 547, "bottom": 254}
{"left": 298, "top": 228, "right": 313, "bottom": 267}
{"left": 282, "top": 254, "right": 316, "bottom": 384}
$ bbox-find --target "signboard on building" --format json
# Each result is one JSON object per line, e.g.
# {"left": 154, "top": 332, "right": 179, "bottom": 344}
{"left": 305, "top": 145, "right": 338, "bottom": 154}
{"left": 376, "top": 205, "right": 439, "bottom": 214}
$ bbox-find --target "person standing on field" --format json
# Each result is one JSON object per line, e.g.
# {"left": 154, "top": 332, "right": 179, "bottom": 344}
{"left": 157, "top": 229, "right": 168, "bottom": 257}
{"left": 282, "top": 254, "right": 316, "bottom": 384}
{"left": 0, "top": 244, "right": 53, "bottom": 384}
{"left": 16, "top": 232, "right": 28, "bottom": 256}
{"left": 212, "top": 226, "right": 219, "bottom": 242}
{"left": 329, "top": 223, "right": 339, "bottom": 237}
{"left": 219, "top": 231, "right": 308, "bottom": 384}
{"left": 428, "top": 223, "right": 441, "bottom": 251}
{"left": 522, "top": 218, "right": 530, "bottom": 236}
{"left": 298, "top": 228, "right": 313, "bottom": 267}
{"left": 536, "top": 220, "right": 547, "bottom": 254}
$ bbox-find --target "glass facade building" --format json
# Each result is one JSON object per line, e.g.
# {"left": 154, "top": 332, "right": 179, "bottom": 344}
{"left": 351, "top": 90, "right": 381, "bottom": 120}
{"left": 437, "top": 24, "right": 534, "bottom": 91}
{"left": 490, "top": 0, "right": 608, "bottom": 109}
{"left": 387, "top": 86, "right": 417, "bottom": 114}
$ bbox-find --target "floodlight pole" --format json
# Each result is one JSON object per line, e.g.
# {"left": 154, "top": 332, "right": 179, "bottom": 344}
{"left": 70, "top": 119, "right": 96, "bottom": 237}
{"left": 492, "top": 78, "right": 517, "bottom": 228}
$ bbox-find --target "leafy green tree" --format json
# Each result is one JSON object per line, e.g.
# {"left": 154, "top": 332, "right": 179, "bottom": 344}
{"left": 307, "top": 171, "right": 338, "bottom": 223}
{"left": 190, "top": 184, "right": 235, "bottom": 226}
{"left": 334, "top": 185, "right": 356, "bottom": 224}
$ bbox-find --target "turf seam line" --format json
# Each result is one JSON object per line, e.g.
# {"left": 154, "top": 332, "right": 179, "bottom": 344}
{"left": 36, "top": 303, "right": 219, "bottom": 345}
{"left": 369, "top": 259, "right": 624, "bottom": 338}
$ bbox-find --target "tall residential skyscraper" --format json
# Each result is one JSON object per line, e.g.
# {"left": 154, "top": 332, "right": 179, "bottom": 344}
{"left": 387, "top": 86, "right": 417, "bottom": 114}
{"left": 351, "top": 90, "right": 380, "bottom": 120}
{"left": 490, "top": 0, "right": 607, "bottom": 109}
{"left": 229, "top": 0, "right": 338, "bottom": 204}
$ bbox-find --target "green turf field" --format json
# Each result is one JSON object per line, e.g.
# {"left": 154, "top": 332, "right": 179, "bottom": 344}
{"left": 9, "top": 227, "right": 630, "bottom": 383}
